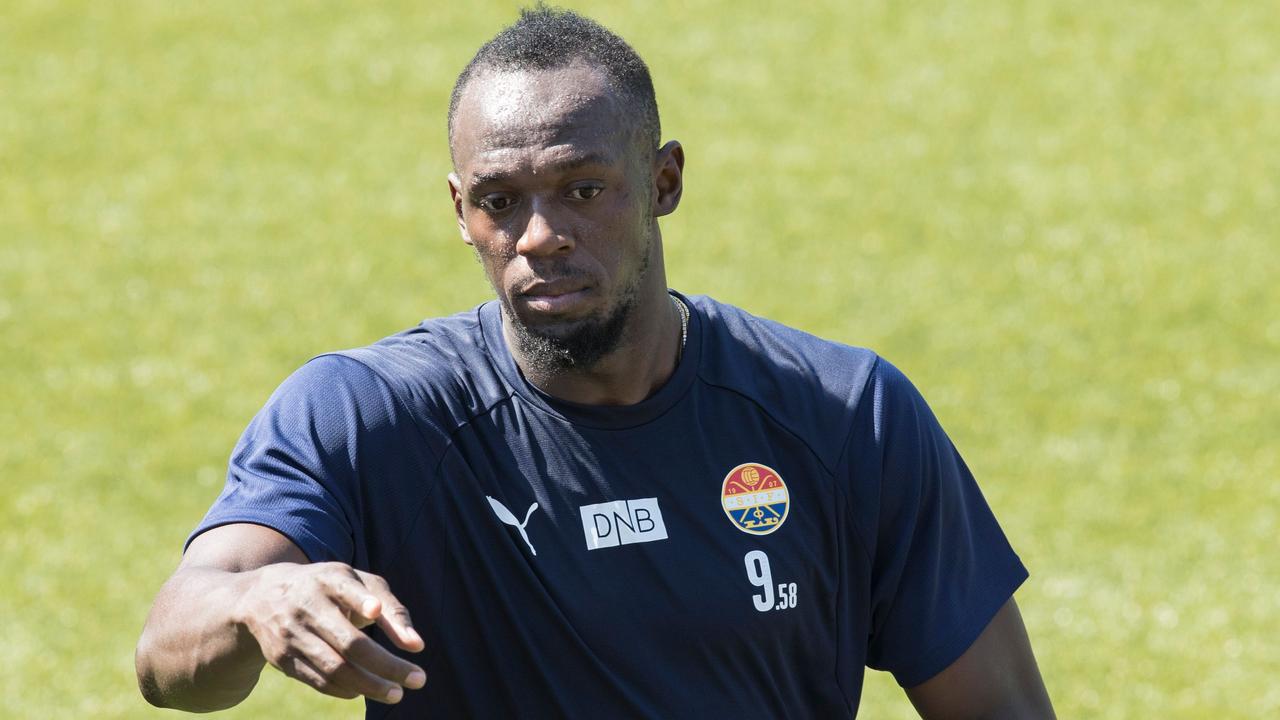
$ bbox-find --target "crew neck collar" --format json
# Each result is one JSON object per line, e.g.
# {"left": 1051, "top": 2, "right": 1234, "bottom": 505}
{"left": 479, "top": 290, "right": 701, "bottom": 430}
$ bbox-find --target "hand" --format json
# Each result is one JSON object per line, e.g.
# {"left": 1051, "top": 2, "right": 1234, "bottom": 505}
{"left": 236, "top": 562, "right": 427, "bottom": 704}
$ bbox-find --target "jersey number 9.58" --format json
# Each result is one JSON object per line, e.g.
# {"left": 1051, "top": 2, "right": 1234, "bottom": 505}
{"left": 744, "top": 550, "right": 798, "bottom": 613}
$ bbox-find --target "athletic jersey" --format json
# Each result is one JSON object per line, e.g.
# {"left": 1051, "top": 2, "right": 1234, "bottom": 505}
{"left": 189, "top": 292, "right": 1027, "bottom": 719}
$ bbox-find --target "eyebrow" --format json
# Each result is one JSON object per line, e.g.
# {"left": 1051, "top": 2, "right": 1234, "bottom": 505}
{"left": 467, "top": 152, "right": 615, "bottom": 187}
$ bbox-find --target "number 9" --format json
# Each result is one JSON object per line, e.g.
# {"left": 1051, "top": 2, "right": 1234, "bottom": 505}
{"left": 744, "top": 550, "right": 775, "bottom": 612}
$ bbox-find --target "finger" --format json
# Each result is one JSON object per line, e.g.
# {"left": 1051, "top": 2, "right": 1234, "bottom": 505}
{"left": 320, "top": 571, "right": 384, "bottom": 624}
{"left": 275, "top": 652, "right": 359, "bottom": 700}
{"left": 356, "top": 571, "right": 426, "bottom": 655}
{"left": 309, "top": 606, "right": 425, "bottom": 691}
{"left": 375, "top": 605, "right": 426, "bottom": 657}
{"left": 291, "top": 630, "right": 406, "bottom": 704}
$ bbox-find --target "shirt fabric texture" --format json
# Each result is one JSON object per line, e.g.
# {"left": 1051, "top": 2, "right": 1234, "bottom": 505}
{"left": 189, "top": 292, "right": 1028, "bottom": 719}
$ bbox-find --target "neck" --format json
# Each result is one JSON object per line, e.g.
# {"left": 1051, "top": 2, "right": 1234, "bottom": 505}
{"left": 503, "top": 281, "right": 683, "bottom": 406}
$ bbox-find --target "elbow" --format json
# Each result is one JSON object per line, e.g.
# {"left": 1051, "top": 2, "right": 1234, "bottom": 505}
{"left": 135, "top": 630, "right": 181, "bottom": 709}
{"left": 137, "top": 678, "right": 177, "bottom": 711}
{"left": 134, "top": 629, "right": 254, "bottom": 712}
{"left": 135, "top": 631, "right": 164, "bottom": 707}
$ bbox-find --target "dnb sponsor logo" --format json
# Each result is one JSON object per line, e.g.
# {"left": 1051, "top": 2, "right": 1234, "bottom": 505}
{"left": 579, "top": 498, "right": 668, "bottom": 550}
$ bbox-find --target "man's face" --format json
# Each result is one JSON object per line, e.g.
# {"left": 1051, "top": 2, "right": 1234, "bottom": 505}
{"left": 448, "top": 63, "right": 663, "bottom": 371}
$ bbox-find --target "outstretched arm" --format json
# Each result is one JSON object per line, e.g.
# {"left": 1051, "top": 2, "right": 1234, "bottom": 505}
{"left": 904, "top": 598, "right": 1055, "bottom": 719}
{"left": 135, "top": 523, "right": 426, "bottom": 712}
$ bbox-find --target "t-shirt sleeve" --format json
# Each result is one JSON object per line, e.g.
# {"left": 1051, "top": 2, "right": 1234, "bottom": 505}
{"left": 860, "top": 358, "right": 1028, "bottom": 688}
{"left": 185, "top": 354, "right": 410, "bottom": 564}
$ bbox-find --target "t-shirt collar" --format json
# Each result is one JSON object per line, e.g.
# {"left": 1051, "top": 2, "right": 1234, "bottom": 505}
{"left": 479, "top": 291, "right": 701, "bottom": 430}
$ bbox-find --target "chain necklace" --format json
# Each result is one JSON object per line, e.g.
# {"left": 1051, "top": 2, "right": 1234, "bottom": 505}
{"left": 671, "top": 294, "right": 689, "bottom": 361}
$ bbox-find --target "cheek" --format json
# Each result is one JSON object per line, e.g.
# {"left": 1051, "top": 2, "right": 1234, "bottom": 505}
{"left": 593, "top": 187, "right": 644, "bottom": 236}
{"left": 465, "top": 231, "right": 518, "bottom": 288}
{"left": 466, "top": 218, "right": 517, "bottom": 262}
{"left": 598, "top": 215, "right": 651, "bottom": 272}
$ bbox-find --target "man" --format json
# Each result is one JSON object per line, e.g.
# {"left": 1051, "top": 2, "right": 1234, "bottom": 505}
{"left": 137, "top": 7, "right": 1054, "bottom": 718}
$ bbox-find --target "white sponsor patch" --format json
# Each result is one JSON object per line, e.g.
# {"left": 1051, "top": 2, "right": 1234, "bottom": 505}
{"left": 579, "top": 497, "right": 668, "bottom": 550}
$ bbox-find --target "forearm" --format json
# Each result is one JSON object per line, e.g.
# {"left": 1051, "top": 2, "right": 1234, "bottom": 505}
{"left": 136, "top": 566, "right": 267, "bottom": 712}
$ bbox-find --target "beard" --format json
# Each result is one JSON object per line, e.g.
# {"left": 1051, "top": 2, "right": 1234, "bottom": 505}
{"left": 503, "top": 290, "right": 636, "bottom": 375}
{"left": 499, "top": 241, "right": 652, "bottom": 377}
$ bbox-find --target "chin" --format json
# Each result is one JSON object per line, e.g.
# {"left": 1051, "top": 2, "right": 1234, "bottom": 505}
{"left": 519, "top": 315, "right": 587, "bottom": 342}
{"left": 501, "top": 294, "right": 635, "bottom": 372}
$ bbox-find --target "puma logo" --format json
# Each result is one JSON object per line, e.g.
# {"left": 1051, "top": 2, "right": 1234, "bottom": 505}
{"left": 486, "top": 496, "right": 540, "bottom": 556}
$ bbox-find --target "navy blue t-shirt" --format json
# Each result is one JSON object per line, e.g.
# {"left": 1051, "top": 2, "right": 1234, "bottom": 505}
{"left": 189, "top": 293, "right": 1027, "bottom": 718}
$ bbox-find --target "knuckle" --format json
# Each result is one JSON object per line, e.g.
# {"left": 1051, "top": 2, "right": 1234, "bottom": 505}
{"left": 263, "top": 604, "right": 293, "bottom": 626}
{"left": 310, "top": 562, "right": 347, "bottom": 582}
{"left": 334, "top": 632, "right": 359, "bottom": 655}
{"left": 308, "top": 671, "right": 331, "bottom": 691}
{"left": 275, "top": 655, "right": 299, "bottom": 676}
{"left": 318, "top": 655, "right": 348, "bottom": 677}
{"left": 263, "top": 646, "right": 289, "bottom": 668}
{"left": 280, "top": 655, "right": 316, "bottom": 684}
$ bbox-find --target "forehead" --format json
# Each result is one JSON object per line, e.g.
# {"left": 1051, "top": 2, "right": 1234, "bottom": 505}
{"left": 452, "top": 64, "right": 633, "bottom": 175}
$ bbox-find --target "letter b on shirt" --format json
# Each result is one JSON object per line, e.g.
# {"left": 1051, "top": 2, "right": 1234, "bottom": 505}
{"left": 580, "top": 498, "right": 669, "bottom": 550}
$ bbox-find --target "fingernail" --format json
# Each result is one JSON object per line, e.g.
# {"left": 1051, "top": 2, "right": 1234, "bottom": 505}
{"left": 386, "top": 686, "right": 403, "bottom": 703}
{"left": 406, "top": 670, "right": 426, "bottom": 688}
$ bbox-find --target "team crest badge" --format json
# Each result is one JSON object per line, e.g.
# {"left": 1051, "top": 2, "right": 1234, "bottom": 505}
{"left": 720, "top": 462, "right": 789, "bottom": 535}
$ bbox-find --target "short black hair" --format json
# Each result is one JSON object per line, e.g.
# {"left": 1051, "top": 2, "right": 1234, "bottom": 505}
{"left": 448, "top": 5, "right": 661, "bottom": 159}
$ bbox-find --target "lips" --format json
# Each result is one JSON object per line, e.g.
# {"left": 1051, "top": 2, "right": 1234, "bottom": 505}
{"left": 516, "top": 279, "right": 593, "bottom": 314}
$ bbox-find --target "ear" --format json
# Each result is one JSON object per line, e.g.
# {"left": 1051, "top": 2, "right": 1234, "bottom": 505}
{"left": 652, "top": 140, "right": 684, "bottom": 218}
{"left": 448, "top": 172, "right": 473, "bottom": 245}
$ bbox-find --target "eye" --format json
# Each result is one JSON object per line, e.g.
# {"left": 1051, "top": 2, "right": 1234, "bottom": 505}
{"left": 477, "top": 193, "right": 517, "bottom": 213}
{"left": 567, "top": 184, "right": 603, "bottom": 201}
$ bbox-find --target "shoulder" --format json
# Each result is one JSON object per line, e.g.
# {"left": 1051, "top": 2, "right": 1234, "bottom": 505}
{"left": 271, "top": 305, "right": 512, "bottom": 454}
{"left": 245, "top": 352, "right": 422, "bottom": 464}
{"left": 687, "top": 295, "right": 884, "bottom": 470}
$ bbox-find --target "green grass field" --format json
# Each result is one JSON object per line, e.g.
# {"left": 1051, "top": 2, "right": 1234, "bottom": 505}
{"left": 3, "top": 1, "right": 1278, "bottom": 717}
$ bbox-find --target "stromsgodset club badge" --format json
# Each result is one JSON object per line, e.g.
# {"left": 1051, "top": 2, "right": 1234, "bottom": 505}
{"left": 721, "top": 462, "right": 789, "bottom": 535}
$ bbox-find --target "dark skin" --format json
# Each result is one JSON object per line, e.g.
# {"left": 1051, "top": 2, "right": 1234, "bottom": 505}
{"left": 448, "top": 63, "right": 686, "bottom": 404}
{"left": 906, "top": 599, "right": 1055, "bottom": 718}
{"left": 136, "top": 62, "right": 1055, "bottom": 717}
{"left": 135, "top": 524, "right": 426, "bottom": 711}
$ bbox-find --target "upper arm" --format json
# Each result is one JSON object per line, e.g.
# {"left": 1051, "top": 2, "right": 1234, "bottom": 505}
{"left": 904, "top": 598, "right": 1055, "bottom": 719}
{"left": 858, "top": 359, "right": 1029, "bottom": 685}
{"left": 180, "top": 523, "right": 309, "bottom": 573}
{"left": 185, "top": 354, "right": 408, "bottom": 565}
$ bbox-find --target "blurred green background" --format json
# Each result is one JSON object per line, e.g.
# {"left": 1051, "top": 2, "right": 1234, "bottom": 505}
{"left": 3, "top": 1, "right": 1277, "bottom": 717}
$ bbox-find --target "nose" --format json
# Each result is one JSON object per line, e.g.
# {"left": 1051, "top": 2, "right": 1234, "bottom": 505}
{"left": 515, "top": 196, "right": 574, "bottom": 257}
